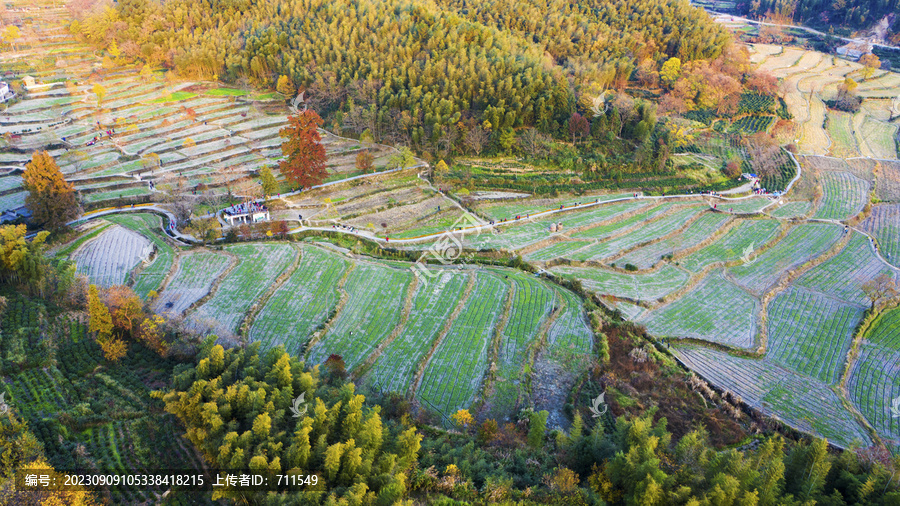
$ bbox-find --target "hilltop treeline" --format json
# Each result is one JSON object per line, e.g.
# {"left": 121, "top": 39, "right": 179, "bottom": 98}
{"left": 740, "top": 0, "right": 900, "bottom": 39}
{"left": 73, "top": 0, "right": 731, "bottom": 142}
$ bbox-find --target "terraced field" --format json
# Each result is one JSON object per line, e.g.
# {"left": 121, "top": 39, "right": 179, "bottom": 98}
{"left": 813, "top": 171, "right": 869, "bottom": 221}
{"left": 73, "top": 225, "right": 152, "bottom": 287}
{"left": 639, "top": 271, "right": 758, "bottom": 349}
{"left": 848, "top": 308, "right": 900, "bottom": 444}
{"left": 153, "top": 250, "right": 233, "bottom": 316}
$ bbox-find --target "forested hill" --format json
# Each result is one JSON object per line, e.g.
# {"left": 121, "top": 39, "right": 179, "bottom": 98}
{"left": 737, "top": 0, "right": 900, "bottom": 39}
{"left": 75, "top": 0, "right": 731, "bottom": 134}
{"left": 436, "top": 0, "right": 733, "bottom": 87}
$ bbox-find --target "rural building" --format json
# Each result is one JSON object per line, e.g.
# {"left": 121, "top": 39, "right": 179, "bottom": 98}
{"left": 223, "top": 201, "right": 270, "bottom": 225}
{"left": 0, "top": 81, "right": 13, "bottom": 103}
{"left": 21, "top": 75, "right": 35, "bottom": 88}
{"left": 836, "top": 41, "right": 873, "bottom": 61}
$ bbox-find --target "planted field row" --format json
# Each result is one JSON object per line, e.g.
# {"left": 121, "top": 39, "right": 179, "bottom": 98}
{"left": 306, "top": 262, "right": 412, "bottom": 370}
{"left": 581, "top": 206, "right": 706, "bottom": 262}
{"left": 187, "top": 243, "right": 296, "bottom": 338}
{"left": 248, "top": 245, "right": 349, "bottom": 355}
{"left": 365, "top": 270, "right": 471, "bottom": 395}
{"left": 487, "top": 271, "right": 556, "bottom": 418}
{"left": 572, "top": 202, "right": 678, "bottom": 241}
{"left": 544, "top": 288, "right": 593, "bottom": 361}
{"left": 717, "top": 196, "right": 771, "bottom": 214}
{"left": 415, "top": 273, "right": 508, "bottom": 422}
{"left": 639, "top": 271, "right": 758, "bottom": 349}
{"left": 847, "top": 308, "right": 900, "bottom": 441}
{"left": 813, "top": 171, "right": 869, "bottom": 221}
{"left": 680, "top": 219, "right": 782, "bottom": 272}
{"left": 73, "top": 225, "right": 152, "bottom": 288}
{"left": 727, "top": 222, "right": 843, "bottom": 295}
{"left": 768, "top": 201, "right": 811, "bottom": 218}
{"left": 153, "top": 251, "right": 232, "bottom": 316}
{"left": 551, "top": 264, "right": 689, "bottom": 302}
{"left": 103, "top": 213, "right": 177, "bottom": 297}
{"left": 860, "top": 204, "right": 900, "bottom": 268}
{"left": 825, "top": 111, "right": 859, "bottom": 159}
{"left": 674, "top": 345, "right": 871, "bottom": 449}
{"left": 616, "top": 212, "right": 731, "bottom": 269}
{"left": 730, "top": 115, "right": 775, "bottom": 134}
{"left": 796, "top": 232, "right": 894, "bottom": 307}
{"left": 766, "top": 287, "right": 862, "bottom": 385}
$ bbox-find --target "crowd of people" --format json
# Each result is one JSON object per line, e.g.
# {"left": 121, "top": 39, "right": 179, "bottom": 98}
{"left": 224, "top": 200, "right": 268, "bottom": 217}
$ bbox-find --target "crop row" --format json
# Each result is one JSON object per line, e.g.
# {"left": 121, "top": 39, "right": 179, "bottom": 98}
{"left": 249, "top": 245, "right": 349, "bottom": 354}
{"left": 674, "top": 345, "right": 871, "bottom": 449}
{"left": 728, "top": 222, "right": 843, "bottom": 295}
{"left": 860, "top": 204, "right": 900, "bottom": 268}
{"left": 680, "top": 219, "right": 782, "bottom": 272}
{"left": 551, "top": 264, "right": 689, "bottom": 302}
{"left": 795, "top": 232, "right": 892, "bottom": 307}
{"left": 582, "top": 206, "right": 706, "bottom": 262}
{"left": 103, "top": 213, "right": 176, "bottom": 297}
{"left": 416, "top": 274, "right": 508, "bottom": 422}
{"left": 365, "top": 270, "right": 471, "bottom": 395}
{"left": 154, "top": 251, "right": 232, "bottom": 316}
{"left": 813, "top": 171, "right": 869, "bottom": 221}
{"left": 73, "top": 225, "right": 152, "bottom": 288}
{"left": 847, "top": 308, "right": 900, "bottom": 441}
{"left": 187, "top": 243, "right": 296, "bottom": 337}
{"left": 639, "top": 271, "right": 757, "bottom": 348}
{"left": 766, "top": 287, "right": 862, "bottom": 385}
{"left": 616, "top": 212, "right": 731, "bottom": 269}
{"left": 306, "top": 262, "right": 412, "bottom": 370}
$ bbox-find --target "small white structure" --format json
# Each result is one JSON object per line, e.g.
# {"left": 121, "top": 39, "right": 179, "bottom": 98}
{"left": 223, "top": 201, "right": 270, "bottom": 225}
{"left": 0, "top": 82, "right": 13, "bottom": 103}
{"left": 836, "top": 41, "right": 873, "bottom": 61}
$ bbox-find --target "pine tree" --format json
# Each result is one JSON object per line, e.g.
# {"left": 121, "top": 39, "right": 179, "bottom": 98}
{"left": 22, "top": 151, "right": 79, "bottom": 232}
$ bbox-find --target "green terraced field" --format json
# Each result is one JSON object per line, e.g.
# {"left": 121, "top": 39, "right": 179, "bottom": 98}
{"left": 249, "top": 245, "right": 349, "bottom": 354}
{"left": 306, "top": 262, "right": 413, "bottom": 369}
{"left": 639, "top": 271, "right": 758, "bottom": 349}
{"left": 551, "top": 264, "right": 690, "bottom": 301}
{"left": 416, "top": 273, "right": 508, "bottom": 422}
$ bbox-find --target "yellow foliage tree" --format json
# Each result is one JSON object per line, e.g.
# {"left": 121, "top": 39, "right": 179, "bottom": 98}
{"left": 451, "top": 408, "right": 474, "bottom": 428}
{"left": 97, "top": 335, "right": 127, "bottom": 362}
{"left": 22, "top": 151, "right": 79, "bottom": 232}
{"left": 91, "top": 83, "right": 106, "bottom": 107}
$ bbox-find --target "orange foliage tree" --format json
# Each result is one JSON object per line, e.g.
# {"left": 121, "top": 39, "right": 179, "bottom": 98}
{"left": 278, "top": 110, "right": 328, "bottom": 188}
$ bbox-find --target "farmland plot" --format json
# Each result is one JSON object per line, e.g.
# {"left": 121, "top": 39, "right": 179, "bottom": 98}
{"left": 766, "top": 287, "right": 862, "bottom": 385}
{"left": 103, "top": 213, "right": 176, "bottom": 297}
{"left": 616, "top": 213, "right": 731, "bottom": 269}
{"left": 571, "top": 202, "right": 678, "bottom": 241}
{"left": 488, "top": 273, "right": 556, "bottom": 418}
{"left": 524, "top": 240, "right": 593, "bottom": 262}
{"left": 365, "top": 270, "right": 470, "bottom": 395}
{"left": 153, "top": 251, "right": 232, "bottom": 317}
{"left": 768, "top": 201, "right": 811, "bottom": 218}
{"left": 306, "top": 262, "right": 412, "bottom": 370}
{"left": 813, "top": 171, "right": 869, "bottom": 221}
{"left": 847, "top": 308, "right": 900, "bottom": 443}
{"left": 674, "top": 345, "right": 871, "bottom": 448}
{"left": 728, "top": 222, "right": 843, "bottom": 295}
{"left": 475, "top": 193, "right": 633, "bottom": 220}
{"left": 74, "top": 225, "right": 152, "bottom": 287}
{"left": 825, "top": 111, "right": 860, "bottom": 158}
{"left": 416, "top": 273, "right": 508, "bottom": 422}
{"left": 249, "top": 246, "right": 349, "bottom": 353}
{"left": 716, "top": 196, "right": 771, "bottom": 214}
{"left": 681, "top": 219, "right": 782, "bottom": 272}
{"left": 551, "top": 264, "right": 689, "bottom": 302}
{"left": 639, "top": 271, "right": 758, "bottom": 349}
{"left": 860, "top": 204, "right": 900, "bottom": 268}
{"left": 875, "top": 161, "right": 900, "bottom": 202}
{"left": 545, "top": 288, "right": 593, "bottom": 360}
{"left": 796, "top": 232, "right": 894, "bottom": 307}
{"left": 187, "top": 243, "right": 296, "bottom": 338}
{"left": 858, "top": 116, "right": 898, "bottom": 159}
{"left": 580, "top": 206, "right": 705, "bottom": 261}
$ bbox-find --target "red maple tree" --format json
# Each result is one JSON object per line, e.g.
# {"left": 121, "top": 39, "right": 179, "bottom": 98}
{"left": 278, "top": 110, "right": 328, "bottom": 188}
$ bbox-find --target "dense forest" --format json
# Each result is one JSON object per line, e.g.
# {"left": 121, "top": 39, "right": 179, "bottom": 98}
{"left": 71, "top": 0, "right": 741, "bottom": 149}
